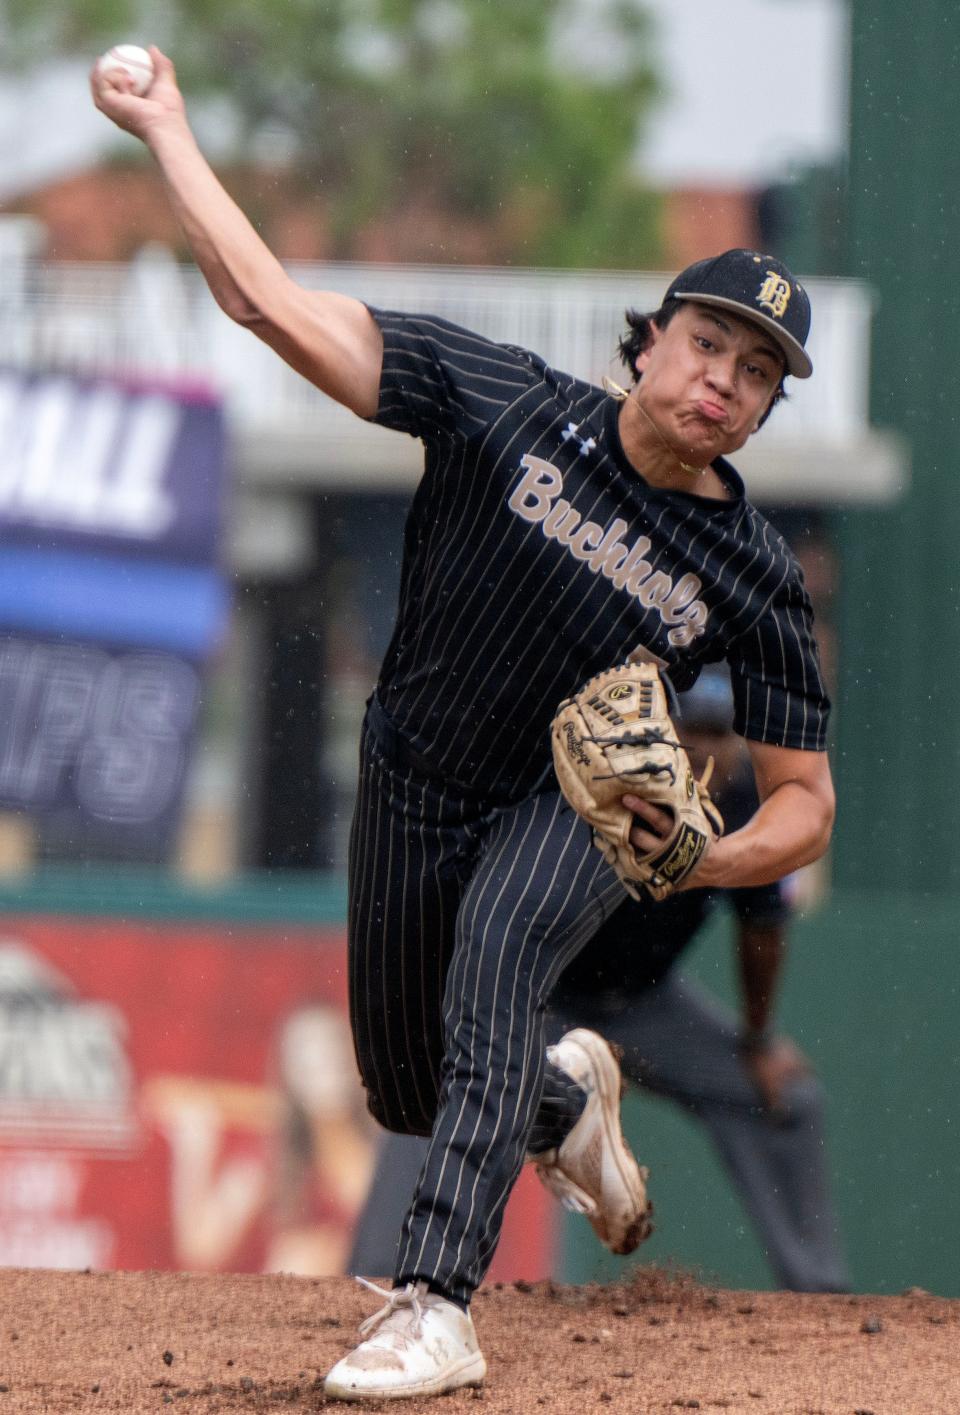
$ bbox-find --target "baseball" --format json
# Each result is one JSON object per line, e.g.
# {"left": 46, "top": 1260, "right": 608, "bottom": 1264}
{"left": 95, "top": 43, "right": 155, "bottom": 96}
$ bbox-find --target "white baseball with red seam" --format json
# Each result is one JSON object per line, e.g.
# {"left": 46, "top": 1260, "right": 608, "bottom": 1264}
{"left": 95, "top": 44, "right": 155, "bottom": 96}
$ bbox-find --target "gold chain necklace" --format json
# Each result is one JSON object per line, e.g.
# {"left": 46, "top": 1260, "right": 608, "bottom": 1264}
{"left": 633, "top": 399, "right": 708, "bottom": 478}
{"left": 604, "top": 378, "right": 709, "bottom": 478}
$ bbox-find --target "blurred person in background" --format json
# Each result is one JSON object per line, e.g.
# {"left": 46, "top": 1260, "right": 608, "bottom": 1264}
{"left": 351, "top": 666, "right": 849, "bottom": 1294}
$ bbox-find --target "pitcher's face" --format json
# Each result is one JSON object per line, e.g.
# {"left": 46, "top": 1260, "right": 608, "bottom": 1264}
{"left": 632, "top": 302, "right": 784, "bottom": 462}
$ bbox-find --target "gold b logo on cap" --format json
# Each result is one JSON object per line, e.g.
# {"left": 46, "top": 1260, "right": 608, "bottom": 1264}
{"left": 757, "top": 271, "right": 791, "bottom": 320}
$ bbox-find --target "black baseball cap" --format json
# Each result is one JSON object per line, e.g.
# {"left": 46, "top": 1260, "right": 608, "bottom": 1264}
{"left": 664, "top": 248, "right": 813, "bottom": 379}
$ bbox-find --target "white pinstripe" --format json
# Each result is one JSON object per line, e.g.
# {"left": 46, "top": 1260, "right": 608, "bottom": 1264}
{"left": 467, "top": 813, "right": 618, "bottom": 1276}
{"left": 404, "top": 800, "right": 550, "bottom": 1279}
{"left": 397, "top": 790, "right": 615, "bottom": 1296}
{"left": 402, "top": 388, "right": 579, "bottom": 721}
{"left": 441, "top": 796, "right": 574, "bottom": 1254}
{"left": 396, "top": 385, "right": 558, "bottom": 695}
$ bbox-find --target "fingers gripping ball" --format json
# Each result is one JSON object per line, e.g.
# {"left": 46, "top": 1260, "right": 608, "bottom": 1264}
{"left": 95, "top": 44, "right": 156, "bottom": 96}
{"left": 551, "top": 661, "right": 724, "bottom": 901}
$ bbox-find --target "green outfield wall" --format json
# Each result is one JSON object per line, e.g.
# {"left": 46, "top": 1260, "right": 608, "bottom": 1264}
{"left": 830, "top": 4, "right": 960, "bottom": 893}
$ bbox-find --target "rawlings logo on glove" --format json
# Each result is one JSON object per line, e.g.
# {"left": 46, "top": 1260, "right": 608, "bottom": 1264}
{"left": 551, "top": 661, "right": 723, "bottom": 901}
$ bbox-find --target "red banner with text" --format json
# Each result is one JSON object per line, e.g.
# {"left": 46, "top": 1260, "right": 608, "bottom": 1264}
{"left": 0, "top": 916, "right": 555, "bottom": 1280}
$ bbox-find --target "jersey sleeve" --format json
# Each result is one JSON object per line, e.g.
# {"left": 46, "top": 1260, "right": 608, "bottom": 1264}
{"left": 728, "top": 561, "right": 831, "bottom": 751}
{"left": 365, "top": 307, "right": 539, "bottom": 443}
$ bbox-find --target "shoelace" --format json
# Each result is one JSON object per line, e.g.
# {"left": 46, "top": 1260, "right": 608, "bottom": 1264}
{"left": 355, "top": 1276, "right": 426, "bottom": 1344}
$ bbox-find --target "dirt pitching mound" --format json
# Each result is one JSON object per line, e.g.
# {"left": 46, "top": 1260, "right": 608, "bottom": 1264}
{"left": 0, "top": 1266, "right": 955, "bottom": 1413}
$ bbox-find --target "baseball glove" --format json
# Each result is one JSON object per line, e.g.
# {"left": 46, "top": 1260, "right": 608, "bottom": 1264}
{"left": 551, "top": 661, "right": 724, "bottom": 901}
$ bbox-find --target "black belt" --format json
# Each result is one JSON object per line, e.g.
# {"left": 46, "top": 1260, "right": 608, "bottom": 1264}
{"left": 364, "top": 695, "right": 552, "bottom": 803}
{"left": 365, "top": 694, "right": 477, "bottom": 792}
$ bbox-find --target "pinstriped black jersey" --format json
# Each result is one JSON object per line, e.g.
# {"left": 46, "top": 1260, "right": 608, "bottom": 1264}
{"left": 367, "top": 308, "right": 830, "bottom": 798}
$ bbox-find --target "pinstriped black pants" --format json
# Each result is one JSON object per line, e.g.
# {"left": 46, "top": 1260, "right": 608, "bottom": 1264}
{"left": 348, "top": 700, "right": 623, "bottom": 1304}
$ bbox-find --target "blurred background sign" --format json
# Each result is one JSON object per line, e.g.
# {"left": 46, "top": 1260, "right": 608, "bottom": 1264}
{"left": 0, "top": 370, "right": 228, "bottom": 862}
{"left": 0, "top": 639, "right": 201, "bottom": 860}
{"left": 0, "top": 368, "right": 225, "bottom": 562}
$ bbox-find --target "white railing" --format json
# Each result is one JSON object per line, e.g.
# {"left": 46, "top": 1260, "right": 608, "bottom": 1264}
{"left": 0, "top": 250, "right": 904, "bottom": 502}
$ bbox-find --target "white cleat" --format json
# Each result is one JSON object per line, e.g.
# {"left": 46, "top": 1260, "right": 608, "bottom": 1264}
{"left": 323, "top": 1278, "right": 487, "bottom": 1402}
{"left": 535, "top": 1027, "right": 653, "bottom": 1255}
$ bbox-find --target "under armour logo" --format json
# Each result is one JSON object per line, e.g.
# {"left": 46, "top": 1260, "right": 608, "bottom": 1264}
{"left": 561, "top": 422, "right": 596, "bottom": 457}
